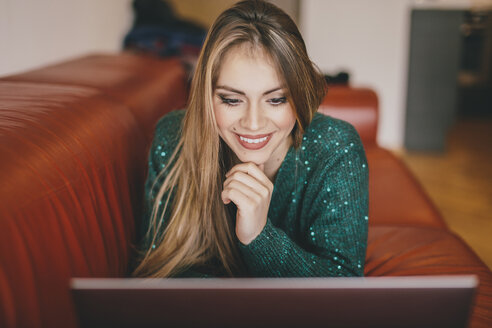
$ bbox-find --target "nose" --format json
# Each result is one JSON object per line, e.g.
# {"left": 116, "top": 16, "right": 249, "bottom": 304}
{"left": 240, "top": 101, "right": 266, "bottom": 131}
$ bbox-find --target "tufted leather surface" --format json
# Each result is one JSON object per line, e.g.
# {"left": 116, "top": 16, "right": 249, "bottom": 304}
{"left": 0, "top": 81, "right": 142, "bottom": 327}
{"left": 365, "top": 147, "right": 447, "bottom": 228}
{"left": 0, "top": 55, "right": 187, "bottom": 328}
{"left": 366, "top": 226, "right": 492, "bottom": 328}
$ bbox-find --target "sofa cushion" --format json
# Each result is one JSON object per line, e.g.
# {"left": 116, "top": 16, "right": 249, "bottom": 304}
{"left": 366, "top": 147, "right": 448, "bottom": 228}
{"left": 366, "top": 226, "right": 492, "bottom": 328}
{"left": 0, "top": 81, "right": 145, "bottom": 327}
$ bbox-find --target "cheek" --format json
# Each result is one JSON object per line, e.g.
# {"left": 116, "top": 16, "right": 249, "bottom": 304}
{"left": 275, "top": 107, "right": 297, "bottom": 133}
{"left": 213, "top": 104, "right": 232, "bottom": 137}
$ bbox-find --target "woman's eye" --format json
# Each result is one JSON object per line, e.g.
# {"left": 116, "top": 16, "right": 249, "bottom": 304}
{"left": 268, "top": 97, "right": 287, "bottom": 106}
{"left": 219, "top": 95, "right": 241, "bottom": 106}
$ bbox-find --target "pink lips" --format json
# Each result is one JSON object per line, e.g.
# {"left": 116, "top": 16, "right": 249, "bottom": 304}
{"left": 235, "top": 133, "right": 272, "bottom": 150}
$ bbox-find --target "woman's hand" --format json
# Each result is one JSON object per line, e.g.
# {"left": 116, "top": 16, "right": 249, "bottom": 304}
{"left": 221, "top": 162, "right": 274, "bottom": 245}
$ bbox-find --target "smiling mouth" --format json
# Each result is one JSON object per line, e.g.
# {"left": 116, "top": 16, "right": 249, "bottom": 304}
{"left": 235, "top": 133, "right": 272, "bottom": 150}
{"left": 239, "top": 135, "right": 268, "bottom": 144}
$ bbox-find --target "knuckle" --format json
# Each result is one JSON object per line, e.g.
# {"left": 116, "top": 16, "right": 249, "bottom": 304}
{"left": 231, "top": 171, "right": 244, "bottom": 180}
{"left": 227, "top": 189, "right": 238, "bottom": 200}
{"left": 245, "top": 198, "right": 255, "bottom": 208}
{"left": 251, "top": 192, "right": 261, "bottom": 203}
{"left": 235, "top": 171, "right": 247, "bottom": 179}
{"left": 227, "top": 181, "right": 238, "bottom": 190}
{"left": 260, "top": 187, "right": 269, "bottom": 198}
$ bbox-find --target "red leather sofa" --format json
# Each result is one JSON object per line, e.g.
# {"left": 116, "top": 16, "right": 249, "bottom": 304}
{"left": 0, "top": 53, "right": 491, "bottom": 328}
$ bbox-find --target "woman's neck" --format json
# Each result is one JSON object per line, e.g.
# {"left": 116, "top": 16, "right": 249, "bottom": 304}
{"left": 263, "top": 136, "right": 292, "bottom": 182}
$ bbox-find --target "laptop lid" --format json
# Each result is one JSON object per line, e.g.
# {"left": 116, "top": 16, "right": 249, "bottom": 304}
{"left": 71, "top": 275, "right": 478, "bottom": 328}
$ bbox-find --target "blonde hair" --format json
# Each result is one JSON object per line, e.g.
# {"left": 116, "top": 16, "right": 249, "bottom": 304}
{"left": 133, "top": 0, "right": 326, "bottom": 277}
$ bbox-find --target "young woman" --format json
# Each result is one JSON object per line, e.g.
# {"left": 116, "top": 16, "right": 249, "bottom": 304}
{"left": 133, "top": 0, "right": 369, "bottom": 278}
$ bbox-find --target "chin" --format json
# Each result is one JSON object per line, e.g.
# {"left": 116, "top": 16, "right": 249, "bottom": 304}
{"left": 236, "top": 152, "right": 269, "bottom": 165}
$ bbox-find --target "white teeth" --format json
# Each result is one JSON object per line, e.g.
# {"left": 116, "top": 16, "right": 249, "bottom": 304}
{"left": 239, "top": 135, "right": 268, "bottom": 144}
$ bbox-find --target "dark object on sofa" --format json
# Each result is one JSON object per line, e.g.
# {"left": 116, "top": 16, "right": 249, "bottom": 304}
{"left": 124, "top": 0, "right": 206, "bottom": 75}
{"left": 0, "top": 54, "right": 491, "bottom": 328}
{"left": 132, "top": 0, "right": 203, "bottom": 32}
{"left": 324, "top": 71, "right": 350, "bottom": 85}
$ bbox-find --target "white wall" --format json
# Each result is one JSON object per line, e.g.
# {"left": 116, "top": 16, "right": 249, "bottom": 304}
{"left": 300, "top": 0, "right": 412, "bottom": 149}
{"left": 0, "top": 0, "right": 133, "bottom": 77}
{"left": 167, "top": 0, "right": 300, "bottom": 28}
{"left": 268, "top": 0, "right": 300, "bottom": 24}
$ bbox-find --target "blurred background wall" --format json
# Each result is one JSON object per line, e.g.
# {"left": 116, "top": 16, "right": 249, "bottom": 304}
{"left": 0, "top": 0, "right": 133, "bottom": 77}
{"left": 166, "top": 0, "right": 299, "bottom": 26}
{"left": 301, "top": 0, "right": 410, "bottom": 149}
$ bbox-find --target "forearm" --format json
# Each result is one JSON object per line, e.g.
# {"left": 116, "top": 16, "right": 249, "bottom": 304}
{"left": 238, "top": 219, "right": 365, "bottom": 277}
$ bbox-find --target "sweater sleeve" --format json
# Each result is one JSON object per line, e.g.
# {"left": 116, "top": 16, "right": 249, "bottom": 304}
{"left": 238, "top": 132, "right": 369, "bottom": 277}
{"left": 138, "top": 110, "right": 184, "bottom": 251}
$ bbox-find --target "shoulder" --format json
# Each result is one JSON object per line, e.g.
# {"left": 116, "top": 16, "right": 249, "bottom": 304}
{"left": 298, "top": 113, "right": 369, "bottom": 217}
{"left": 306, "top": 112, "right": 361, "bottom": 145}
{"left": 152, "top": 110, "right": 185, "bottom": 150}
{"left": 148, "top": 109, "right": 185, "bottom": 169}
{"left": 154, "top": 109, "right": 186, "bottom": 141}
{"left": 302, "top": 112, "right": 364, "bottom": 162}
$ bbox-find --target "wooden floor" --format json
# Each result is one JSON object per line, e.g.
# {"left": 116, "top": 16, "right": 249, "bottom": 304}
{"left": 394, "top": 118, "right": 492, "bottom": 269}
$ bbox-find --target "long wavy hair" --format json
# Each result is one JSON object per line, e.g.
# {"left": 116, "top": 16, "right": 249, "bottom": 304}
{"left": 133, "top": 0, "right": 326, "bottom": 277}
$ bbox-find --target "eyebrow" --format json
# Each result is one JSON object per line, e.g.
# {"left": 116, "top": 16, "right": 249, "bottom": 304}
{"left": 215, "top": 85, "right": 284, "bottom": 96}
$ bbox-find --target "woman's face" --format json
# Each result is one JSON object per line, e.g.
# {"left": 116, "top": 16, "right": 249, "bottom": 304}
{"left": 213, "top": 46, "right": 296, "bottom": 169}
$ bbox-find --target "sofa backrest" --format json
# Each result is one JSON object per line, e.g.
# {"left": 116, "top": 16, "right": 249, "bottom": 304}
{"left": 318, "top": 85, "right": 379, "bottom": 147}
{"left": 0, "top": 54, "right": 187, "bottom": 328}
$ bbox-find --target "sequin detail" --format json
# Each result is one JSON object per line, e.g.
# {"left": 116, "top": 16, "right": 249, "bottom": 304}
{"left": 141, "top": 110, "right": 369, "bottom": 278}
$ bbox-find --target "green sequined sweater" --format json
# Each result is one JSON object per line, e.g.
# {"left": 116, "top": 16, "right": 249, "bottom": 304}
{"left": 140, "top": 109, "right": 369, "bottom": 277}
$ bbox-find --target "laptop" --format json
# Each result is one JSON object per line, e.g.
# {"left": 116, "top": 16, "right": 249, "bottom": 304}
{"left": 71, "top": 275, "right": 478, "bottom": 328}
